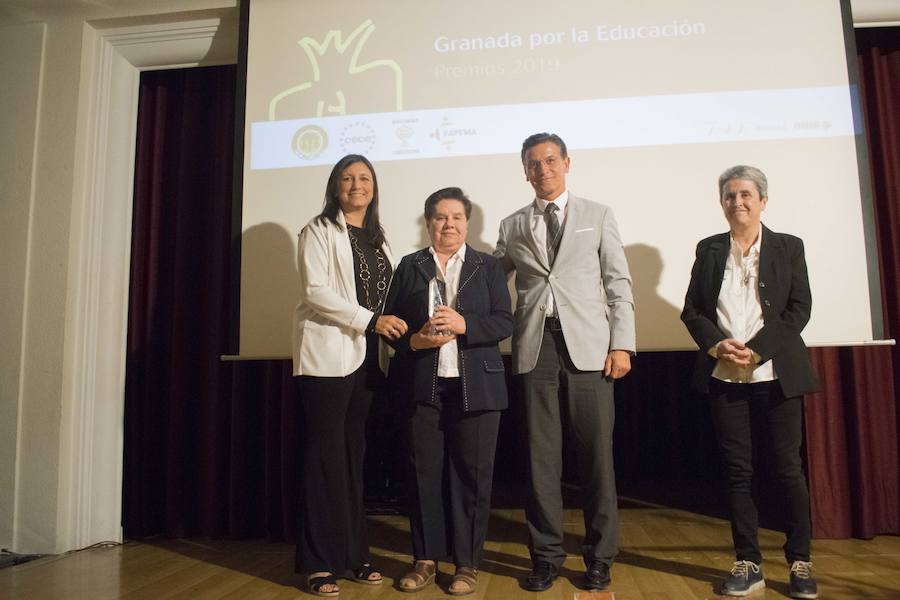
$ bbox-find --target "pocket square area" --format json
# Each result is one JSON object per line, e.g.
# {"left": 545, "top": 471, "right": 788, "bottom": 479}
{"left": 483, "top": 360, "right": 505, "bottom": 373}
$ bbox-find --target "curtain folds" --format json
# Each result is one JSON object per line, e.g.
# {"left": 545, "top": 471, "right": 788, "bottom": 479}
{"left": 805, "top": 347, "right": 898, "bottom": 538}
{"left": 123, "top": 30, "right": 900, "bottom": 540}
{"left": 801, "top": 26, "right": 900, "bottom": 539}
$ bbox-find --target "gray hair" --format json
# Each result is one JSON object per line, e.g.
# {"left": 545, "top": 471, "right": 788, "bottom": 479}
{"left": 718, "top": 165, "right": 768, "bottom": 200}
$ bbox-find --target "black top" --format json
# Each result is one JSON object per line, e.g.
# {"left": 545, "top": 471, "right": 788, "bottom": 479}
{"left": 347, "top": 224, "right": 391, "bottom": 320}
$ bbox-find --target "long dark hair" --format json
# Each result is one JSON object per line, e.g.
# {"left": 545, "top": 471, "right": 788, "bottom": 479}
{"left": 316, "top": 154, "right": 385, "bottom": 247}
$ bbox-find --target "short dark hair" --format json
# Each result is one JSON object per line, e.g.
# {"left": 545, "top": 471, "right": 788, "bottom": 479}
{"left": 521, "top": 132, "right": 568, "bottom": 164}
{"left": 424, "top": 187, "right": 472, "bottom": 221}
{"left": 316, "top": 154, "right": 384, "bottom": 246}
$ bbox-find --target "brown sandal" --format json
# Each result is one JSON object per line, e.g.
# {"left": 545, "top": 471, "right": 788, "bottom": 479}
{"left": 449, "top": 566, "right": 478, "bottom": 596}
{"left": 399, "top": 560, "right": 436, "bottom": 592}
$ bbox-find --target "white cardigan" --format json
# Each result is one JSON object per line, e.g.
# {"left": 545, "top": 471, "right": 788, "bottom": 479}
{"left": 292, "top": 211, "right": 394, "bottom": 376}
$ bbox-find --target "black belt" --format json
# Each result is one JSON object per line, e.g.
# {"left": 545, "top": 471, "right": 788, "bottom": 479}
{"left": 544, "top": 316, "right": 562, "bottom": 331}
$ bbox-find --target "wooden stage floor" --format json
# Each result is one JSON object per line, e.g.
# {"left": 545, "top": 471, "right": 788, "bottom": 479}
{"left": 3, "top": 500, "right": 899, "bottom": 599}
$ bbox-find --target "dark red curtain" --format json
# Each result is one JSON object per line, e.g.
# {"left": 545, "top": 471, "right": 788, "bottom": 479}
{"left": 123, "top": 29, "right": 900, "bottom": 540}
{"left": 124, "top": 65, "right": 299, "bottom": 539}
{"left": 802, "top": 27, "right": 900, "bottom": 539}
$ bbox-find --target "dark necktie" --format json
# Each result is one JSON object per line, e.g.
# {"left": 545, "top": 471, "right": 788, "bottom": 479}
{"left": 544, "top": 203, "right": 561, "bottom": 265}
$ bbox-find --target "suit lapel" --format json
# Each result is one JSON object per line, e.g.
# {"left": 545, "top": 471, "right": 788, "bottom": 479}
{"left": 412, "top": 248, "right": 437, "bottom": 284}
{"left": 708, "top": 233, "right": 729, "bottom": 302}
{"left": 334, "top": 211, "right": 355, "bottom": 296}
{"left": 413, "top": 246, "right": 482, "bottom": 310}
{"left": 520, "top": 204, "right": 550, "bottom": 271}
{"left": 381, "top": 237, "right": 394, "bottom": 267}
{"left": 554, "top": 195, "right": 578, "bottom": 266}
{"left": 758, "top": 224, "right": 781, "bottom": 288}
{"left": 458, "top": 249, "right": 483, "bottom": 298}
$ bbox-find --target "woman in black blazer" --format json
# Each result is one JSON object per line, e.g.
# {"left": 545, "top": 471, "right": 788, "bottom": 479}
{"left": 681, "top": 165, "right": 819, "bottom": 600}
{"left": 382, "top": 187, "right": 512, "bottom": 596}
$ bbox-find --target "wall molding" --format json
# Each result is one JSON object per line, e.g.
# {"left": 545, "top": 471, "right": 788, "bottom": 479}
{"left": 57, "top": 9, "right": 236, "bottom": 552}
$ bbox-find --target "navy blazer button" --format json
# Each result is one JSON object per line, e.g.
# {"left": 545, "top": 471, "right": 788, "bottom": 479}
{"left": 764, "top": 300, "right": 771, "bottom": 306}
{"left": 759, "top": 282, "right": 766, "bottom": 288}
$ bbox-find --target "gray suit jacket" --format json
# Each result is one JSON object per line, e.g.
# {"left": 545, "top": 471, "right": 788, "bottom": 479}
{"left": 494, "top": 194, "right": 636, "bottom": 374}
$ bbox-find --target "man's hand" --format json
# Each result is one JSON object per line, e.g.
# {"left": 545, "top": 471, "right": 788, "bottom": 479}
{"left": 603, "top": 349, "right": 632, "bottom": 380}
{"left": 375, "top": 315, "right": 408, "bottom": 340}
{"left": 715, "top": 338, "right": 754, "bottom": 365}
{"left": 430, "top": 306, "right": 466, "bottom": 335}
{"left": 410, "top": 321, "right": 456, "bottom": 351}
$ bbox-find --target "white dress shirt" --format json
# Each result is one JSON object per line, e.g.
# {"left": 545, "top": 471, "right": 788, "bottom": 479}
{"left": 712, "top": 228, "right": 776, "bottom": 384}
{"left": 531, "top": 190, "right": 569, "bottom": 317}
{"left": 430, "top": 244, "right": 466, "bottom": 378}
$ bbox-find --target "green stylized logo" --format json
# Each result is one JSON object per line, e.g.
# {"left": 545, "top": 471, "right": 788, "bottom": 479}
{"left": 269, "top": 19, "right": 403, "bottom": 121}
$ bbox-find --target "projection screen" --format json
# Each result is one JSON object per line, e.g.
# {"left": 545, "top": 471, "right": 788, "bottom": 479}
{"left": 236, "top": 0, "right": 881, "bottom": 357}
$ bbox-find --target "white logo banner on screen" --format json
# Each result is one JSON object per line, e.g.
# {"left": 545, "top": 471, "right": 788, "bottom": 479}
{"left": 250, "top": 85, "right": 856, "bottom": 170}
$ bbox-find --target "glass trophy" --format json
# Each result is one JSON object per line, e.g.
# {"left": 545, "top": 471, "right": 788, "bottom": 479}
{"left": 428, "top": 278, "right": 447, "bottom": 335}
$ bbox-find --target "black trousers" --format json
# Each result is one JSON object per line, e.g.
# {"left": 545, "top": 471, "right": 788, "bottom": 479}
{"left": 522, "top": 323, "right": 618, "bottom": 568}
{"left": 407, "top": 377, "right": 501, "bottom": 568}
{"left": 708, "top": 379, "right": 812, "bottom": 564}
{"left": 294, "top": 353, "right": 383, "bottom": 574}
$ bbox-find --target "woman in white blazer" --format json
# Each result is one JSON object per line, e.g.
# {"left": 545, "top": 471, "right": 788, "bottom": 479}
{"left": 292, "top": 154, "right": 407, "bottom": 597}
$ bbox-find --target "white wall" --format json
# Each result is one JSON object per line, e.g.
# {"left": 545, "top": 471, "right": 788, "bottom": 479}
{"left": 0, "top": 0, "right": 238, "bottom": 554}
{"left": 0, "top": 0, "right": 897, "bottom": 554}
{"left": 0, "top": 20, "right": 46, "bottom": 553}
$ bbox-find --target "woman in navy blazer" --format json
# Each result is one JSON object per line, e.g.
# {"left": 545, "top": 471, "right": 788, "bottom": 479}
{"left": 681, "top": 165, "right": 819, "bottom": 599}
{"left": 383, "top": 187, "right": 512, "bottom": 596}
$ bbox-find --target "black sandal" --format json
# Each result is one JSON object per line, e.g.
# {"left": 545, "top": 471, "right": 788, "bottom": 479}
{"left": 308, "top": 573, "right": 340, "bottom": 597}
{"left": 347, "top": 563, "right": 383, "bottom": 585}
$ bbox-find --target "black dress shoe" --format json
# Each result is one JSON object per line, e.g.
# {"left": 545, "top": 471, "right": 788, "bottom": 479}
{"left": 585, "top": 559, "right": 611, "bottom": 590}
{"left": 524, "top": 561, "right": 558, "bottom": 591}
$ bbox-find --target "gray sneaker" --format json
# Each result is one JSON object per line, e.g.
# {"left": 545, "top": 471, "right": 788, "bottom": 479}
{"left": 789, "top": 561, "right": 818, "bottom": 599}
{"left": 721, "top": 560, "right": 765, "bottom": 596}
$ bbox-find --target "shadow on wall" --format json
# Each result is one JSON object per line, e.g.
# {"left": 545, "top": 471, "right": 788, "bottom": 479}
{"left": 466, "top": 200, "right": 493, "bottom": 254}
{"left": 624, "top": 243, "right": 689, "bottom": 351}
{"left": 241, "top": 222, "right": 299, "bottom": 357}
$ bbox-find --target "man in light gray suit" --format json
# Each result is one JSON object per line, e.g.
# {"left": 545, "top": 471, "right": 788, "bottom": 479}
{"left": 494, "top": 133, "right": 635, "bottom": 592}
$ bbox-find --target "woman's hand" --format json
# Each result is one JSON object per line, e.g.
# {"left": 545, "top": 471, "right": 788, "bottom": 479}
{"left": 430, "top": 306, "right": 466, "bottom": 335}
{"left": 410, "top": 321, "right": 456, "bottom": 350}
{"left": 376, "top": 315, "right": 408, "bottom": 340}
{"left": 715, "top": 338, "right": 754, "bottom": 366}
